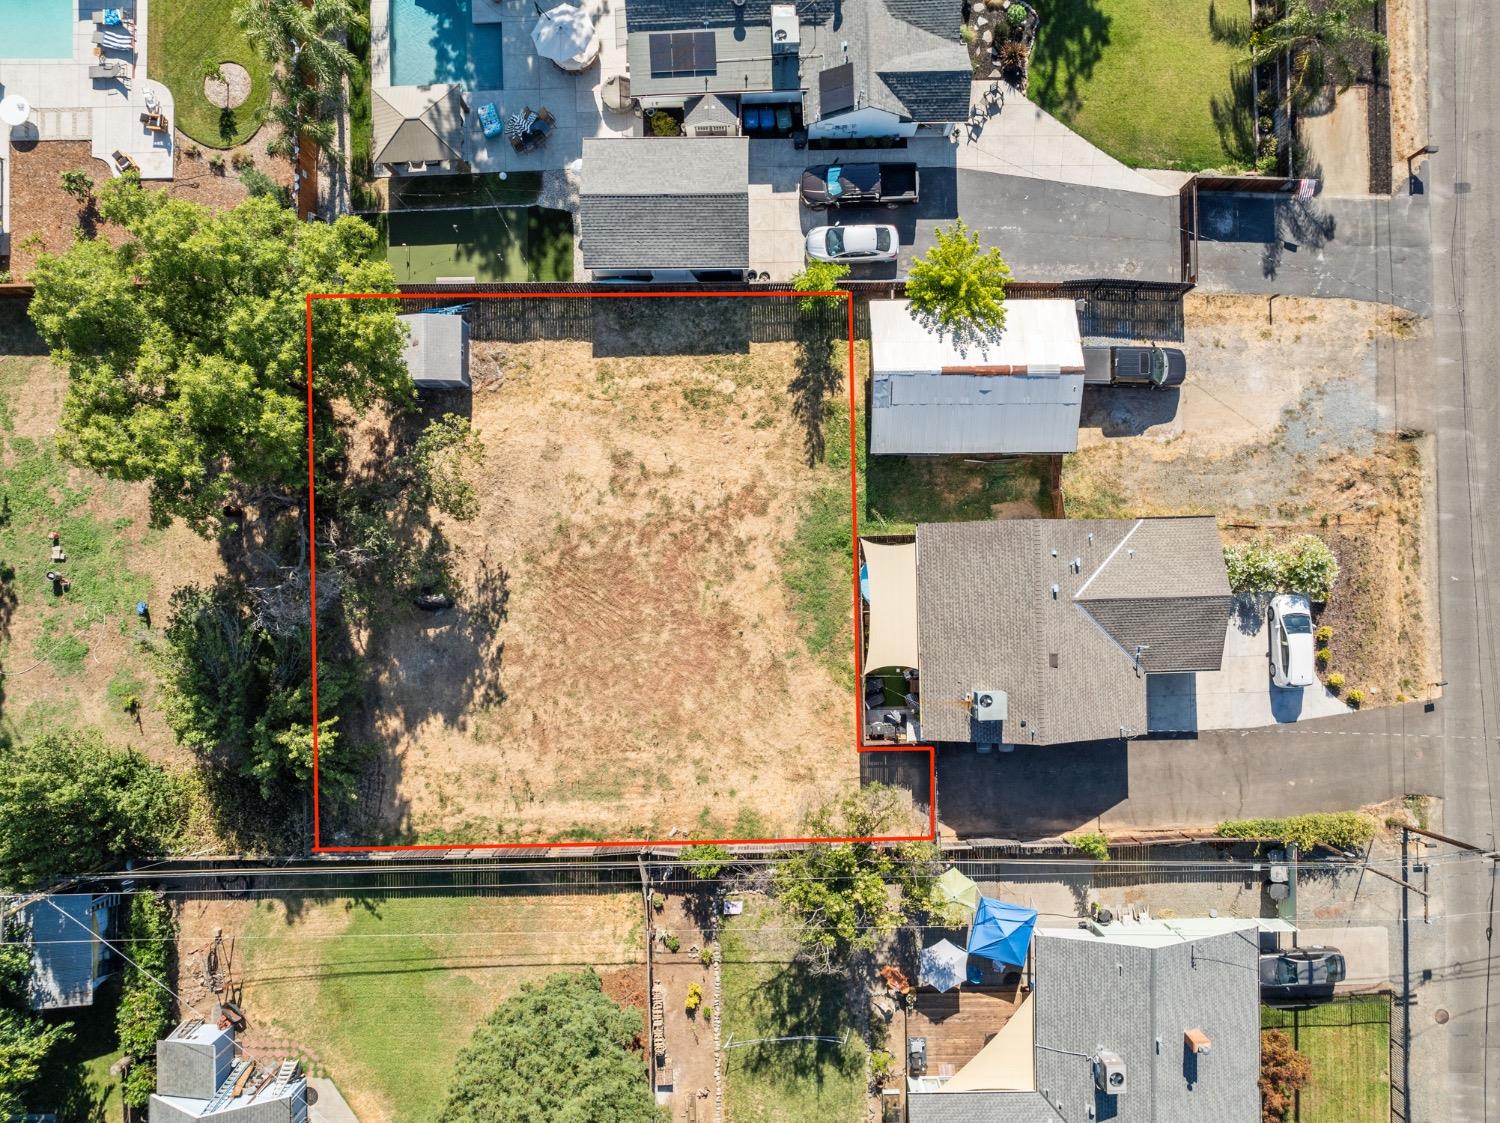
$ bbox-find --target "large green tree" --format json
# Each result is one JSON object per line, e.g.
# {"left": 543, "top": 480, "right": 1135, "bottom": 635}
{"left": 235, "top": 0, "right": 365, "bottom": 161}
{"left": 28, "top": 181, "right": 409, "bottom": 533}
{"left": 0, "top": 731, "right": 185, "bottom": 891}
{"left": 0, "top": 927, "right": 73, "bottom": 1117}
{"left": 1250, "top": 0, "right": 1386, "bottom": 94}
{"left": 772, "top": 785, "right": 938, "bottom": 973}
{"left": 116, "top": 892, "right": 175, "bottom": 1109}
{"left": 441, "top": 971, "right": 660, "bottom": 1123}
{"left": 905, "top": 219, "right": 1012, "bottom": 354}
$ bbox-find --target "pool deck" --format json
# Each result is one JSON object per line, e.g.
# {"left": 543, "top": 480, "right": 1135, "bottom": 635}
{"left": 0, "top": 1, "right": 175, "bottom": 183}
{"left": 371, "top": 0, "right": 638, "bottom": 177}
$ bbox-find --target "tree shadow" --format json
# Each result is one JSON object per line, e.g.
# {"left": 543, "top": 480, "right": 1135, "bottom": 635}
{"left": 1207, "top": 0, "right": 1251, "bottom": 49}
{"left": 789, "top": 306, "right": 844, "bottom": 467}
{"left": 591, "top": 297, "right": 753, "bottom": 358}
{"left": 219, "top": 107, "right": 239, "bottom": 144}
{"left": 1210, "top": 64, "right": 1258, "bottom": 167}
{"left": 1260, "top": 193, "right": 1337, "bottom": 279}
{"left": 1025, "top": 0, "right": 1112, "bottom": 116}
{"left": 730, "top": 959, "right": 864, "bottom": 1083}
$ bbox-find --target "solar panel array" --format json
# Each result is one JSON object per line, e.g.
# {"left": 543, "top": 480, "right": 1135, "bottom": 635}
{"left": 647, "top": 30, "right": 718, "bottom": 77}
{"left": 818, "top": 62, "right": 856, "bottom": 115}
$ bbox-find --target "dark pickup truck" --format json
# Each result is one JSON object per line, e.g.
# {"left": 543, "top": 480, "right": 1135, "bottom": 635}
{"left": 1083, "top": 344, "right": 1187, "bottom": 388}
{"left": 800, "top": 163, "right": 919, "bottom": 209}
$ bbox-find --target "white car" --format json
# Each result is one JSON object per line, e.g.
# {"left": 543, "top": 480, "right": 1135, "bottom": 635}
{"left": 1269, "top": 593, "right": 1317, "bottom": 688}
{"left": 805, "top": 224, "right": 899, "bottom": 263}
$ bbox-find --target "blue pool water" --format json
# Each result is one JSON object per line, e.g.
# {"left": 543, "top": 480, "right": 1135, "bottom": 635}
{"left": 0, "top": 0, "right": 74, "bottom": 59}
{"left": 389, "top": 0, "right": 503, "bottom": 89}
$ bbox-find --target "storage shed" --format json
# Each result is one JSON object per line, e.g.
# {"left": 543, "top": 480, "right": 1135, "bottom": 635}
{"left": 399, "top": 313, "right": 471, "bottom": 390}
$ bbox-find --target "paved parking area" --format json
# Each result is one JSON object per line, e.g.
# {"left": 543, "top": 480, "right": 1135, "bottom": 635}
{"left": 1148, "top": 603, "right": 1349, "bottom": 733}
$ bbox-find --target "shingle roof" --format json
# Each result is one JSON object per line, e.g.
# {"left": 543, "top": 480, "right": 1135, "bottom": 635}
{"left": 908, "top": 1093, "right": 1061, "bottom": 1123}
{"left": 580, "top": 138, "right": 749, "bottom": 271}
{"left": 371, "top": 85, "right": 467, "bottom": 166}
{"left": 625, "top": 0, "right": 829, "bottom": 33}
{"left": 809, "top": 0, "right": 970, "bottom": 123}
{"left": 875, "top": 70, "right": 975, "bottom": 122}
{"left": 915, "top": 518, "right": 1229, "bottom": 744}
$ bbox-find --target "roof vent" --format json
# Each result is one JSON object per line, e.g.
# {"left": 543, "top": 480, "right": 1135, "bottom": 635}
{"left": 1050, "top": 583, "right": 1059, "bottom": 598}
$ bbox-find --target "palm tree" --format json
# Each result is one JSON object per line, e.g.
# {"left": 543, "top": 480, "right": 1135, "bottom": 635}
{"left": 235, "top": 0, "right": 364, "bottom": 163}
{"left": 1249, "top": 0, "right": 1387, "bottom": 93}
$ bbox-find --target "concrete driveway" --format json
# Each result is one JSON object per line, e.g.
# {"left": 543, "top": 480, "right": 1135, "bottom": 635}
{"left": 1148, "top": 598, "right": 1349, "bottom": 732}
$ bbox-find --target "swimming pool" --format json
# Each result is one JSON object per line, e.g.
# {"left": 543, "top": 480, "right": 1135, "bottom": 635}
{"left": 0, "top": 0, "right": 74, "bottom": 59}
{"left": 389, "top": 0, "right": 503, "bottom": 89}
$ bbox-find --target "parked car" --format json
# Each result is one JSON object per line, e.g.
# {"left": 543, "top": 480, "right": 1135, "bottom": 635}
{"left": 800, "top": 163, "right": 919, "bottom": 208}
{"left": 1082, "top": 345, "right": 1187, "bottom": 388}
{"left": 1260, "top": 947, "right": 1346, "bottom": 1002}
{"left": 1269, "top": 593, "right": 1317, "bottom": 688}
{"left": 805, "top": 224, "right": 899, "bottom": 263}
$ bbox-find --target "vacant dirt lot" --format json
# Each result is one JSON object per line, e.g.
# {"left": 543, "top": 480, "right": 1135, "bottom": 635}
{"left": 349, "top": 331, "right": 860, "bottom": 844}
{"left": 1067, "top": 294, "right": 1436, "bottom": 705}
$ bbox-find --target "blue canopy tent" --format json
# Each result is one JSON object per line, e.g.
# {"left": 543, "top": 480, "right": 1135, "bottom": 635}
{"left": 966, "top": 897, "right": 1038, "bottom": 968}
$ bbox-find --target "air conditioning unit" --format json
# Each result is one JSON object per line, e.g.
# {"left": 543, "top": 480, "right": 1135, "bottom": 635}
{"left": 967, "top": 689, "right": 1007, "bottom": 723}
{"left": 771, "top": 3, "right": 800, "bottom": 46}
{"left": 1093, "top": 1050, "right": 1127, "bottom": 1094}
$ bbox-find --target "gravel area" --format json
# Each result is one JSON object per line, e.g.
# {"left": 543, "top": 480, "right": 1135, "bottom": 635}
{"left": 204, "top": 62, "right": 251, "bottom": 110}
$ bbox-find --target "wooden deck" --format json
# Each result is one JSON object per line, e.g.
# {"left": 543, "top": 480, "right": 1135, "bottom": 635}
{"left": 905, "top": 984, "right": 1024, "bottom": 1078}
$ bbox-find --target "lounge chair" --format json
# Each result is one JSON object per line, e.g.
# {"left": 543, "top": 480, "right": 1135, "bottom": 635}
{"left": 92, "top": 8, "right": 135, "bottom": 27}
{"left": 111, "top": 150, "right": 139, "bottom": 174}
{"left": 89, "top": 61, "right": 128, "bottom": 80}
{"left": 93, "top": 28, "right": 135, "bottom": 52}
{"left": 477, "top": 102, "right": 502, "bottom": 139}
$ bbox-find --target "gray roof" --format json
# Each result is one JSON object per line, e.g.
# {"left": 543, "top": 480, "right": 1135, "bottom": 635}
{"left": 372, "top": 85, "right": 466, "bottom": 167}
{"left": 625, "top": 0, "right": 970, "bottom": 125}
{"left": 915, "top": 518, "right": 1230, "bottom": 745}
{"left": 1032, "top": 928, "right": 1262, "bottom": 1123}
{"left": 684, "top": 93, "right": 740, "bottom": 132}
{"left": 579, "top": 138, "right": 749, "bottom": 271}
{"left": 910, "top": 924, "right": 1261, "bottom": 1123}
{"left": 808, "top": 0, "right": 971, "bottom": 123}
{"left": 17, "top": 894, "right": 113, "bottom": 1010}
{"left": 870, "top": 373, "right": 1083, "bottom": 455}
{"left": 398, "top": 314, "right": 471, "bottom": 389}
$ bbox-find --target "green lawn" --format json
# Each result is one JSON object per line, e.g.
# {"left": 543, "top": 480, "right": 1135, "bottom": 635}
{"left": 373, "top": 206, "right": 574, "bottom": 283}
{"left": 148, "top": 0, "right": 271, "bottom": 147}
{"left": 237, "top": 891, "right": 639, "bottom": 1123}
{"left": 865, "top": 456, "right": 1052, "bottom": 534}
{"left": 27, "top": 981, "right": 125, "bottom": 1121}
{"left": 720, "top": 898, "right": 868, "bottom": 1123}
{"left": 1262, "top": 998, "right": 1391, "bottom": 1123}
{"left": 1027, "top": 0, "right": 1253, "bottom": 170}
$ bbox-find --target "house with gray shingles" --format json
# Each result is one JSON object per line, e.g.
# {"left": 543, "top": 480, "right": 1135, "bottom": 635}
{"left": 579, "top": 137, "right": 750, "bottom": 278}
{"left": 13, "top": 893, "right": 120, "bottom": 1011}
{"left": 861, "top": 518, "right": 1231, "bottom": 747}
{"left": 150, "top": 1021, "right": 308, "bottom": 1123}
{"left": 623, "top": 0, "right": 972, "bottom": 140}
{"left": 906, "top": 918, "right": 1262, "bottom": 1123}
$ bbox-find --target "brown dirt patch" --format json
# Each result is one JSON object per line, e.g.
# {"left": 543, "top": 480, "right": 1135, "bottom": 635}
{"left": 349, "top": 339, "right": 859, "bottom": 843}
{"left": 1385, "top": 0, "right": 1428, "bottom": 188}
{"left": 1067, "top": 295, "right": 1435, "bottom": 709}
{"left": 204, "top": 62, "right": 252, "bottom": 110}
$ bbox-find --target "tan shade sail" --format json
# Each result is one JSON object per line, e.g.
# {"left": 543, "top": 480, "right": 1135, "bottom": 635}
{"left": 861, "top": 539, "right": 918, "bottom": 672}
{"left": 941, "top": 990, "right": 1036, "bottom": 1092}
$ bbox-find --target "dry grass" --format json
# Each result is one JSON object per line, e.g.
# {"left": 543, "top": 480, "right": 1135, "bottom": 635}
{"left": 347, "top": 336, "right": 861, "bottom": 844}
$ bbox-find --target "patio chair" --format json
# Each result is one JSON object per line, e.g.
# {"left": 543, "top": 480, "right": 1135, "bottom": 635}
{"left": 93, "top": 28, "right": 136, "bottom": 52}
{"left": 89, "top": 61, "right": 128, "bottom": 80}
{"left": 140, "top": 111, "right": 167, "bottom": 133}
{"left": 111, "top": 150, "right": 139, "bottom": 174}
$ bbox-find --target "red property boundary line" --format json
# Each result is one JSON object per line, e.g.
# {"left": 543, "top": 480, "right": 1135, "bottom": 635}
{"left": 304, "top": 290, "right": 936, "bottom": 853}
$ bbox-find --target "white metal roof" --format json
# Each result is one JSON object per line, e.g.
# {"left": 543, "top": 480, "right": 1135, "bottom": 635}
{"left": 869, "top": 299, "right": 1085, "bottom": 375}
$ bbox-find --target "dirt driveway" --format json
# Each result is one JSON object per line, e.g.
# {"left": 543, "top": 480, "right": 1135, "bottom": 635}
{"left": 349, "top": 327, "right": 860, "bottom": 844}
{"left": 1068, "top": 294, "right": 1436, "bottom": 708}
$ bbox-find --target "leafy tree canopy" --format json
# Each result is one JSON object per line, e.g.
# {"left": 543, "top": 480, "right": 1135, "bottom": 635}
{"left": 116, "top": 892, "right": 175, "bottom": 1108}
{"left": 0, "top": 731, "right": 186, "bottom": 891}
{"left": 441, "top": 970, "right": 661, "bottom": 1123}
{"left": 1250, "top": 0, "right": 1386, "bottom": 93}
{"left": 0, "top": 925, "right": 73, "bottom": 1117}
{"left": 771, "top": 785, "right": 938, "bottom": 972}
{"left": 905, "top": 219, "right": 1011, "bottom": 354}
{"left": 28, "top": 183, "right": 410, "bottom": 532}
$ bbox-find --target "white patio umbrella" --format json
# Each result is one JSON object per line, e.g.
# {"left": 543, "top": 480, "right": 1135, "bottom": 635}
{"left": 531, "top": 4, "right": 599, "bottom": 72}
{"left": 918, "top": 938, "right": 969, "bottom": 994}
{"left": 0, "top": 94, "right": 32, "bottom": 127}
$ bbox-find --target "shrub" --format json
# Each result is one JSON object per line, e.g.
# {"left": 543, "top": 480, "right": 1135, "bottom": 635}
{"left": 208, "top": 153, "right": 226, "bottom": 171}
{"left": 699, "top": 945, "right": 714, "bottom": 967}
{"left": 871, "top": 1049, "right": 895, "bottom": 1080}
{"left": 683, "top": 842, "right": 733, "bottom": 881}
{"left": 1260, "top": 1030, "right": 1311, "bottom": 1123}
{"left": 647, "top": 110, "right": 681, "bottom": 137}
{"left": 239, "top": 166, "right": 292, "bottom": 207}
{"left": 118, "top": 892, "right": 176, "bottom": 1108}
{"left": 998, "top": 40, "right": 1028, "bottom": 80}
{"left": 1215, "top": 811, "right": 1377, "bottom": 851}
{"left": 230, "top": 150, "right": 255, "bottom": 171}
{"left": 960, "top": 23, "right": 975, "bottom": 45}
{"left": 59, "top": 169, "right": 95, "bottom": 200}
{"left": 1223, "top": 540, "right": 1281, "bottom": 592}
{"left": 1006, "top": 3, "right": 1029, "bottom": 28}
{"left": 685, "top": 982, "right": 702, "bottom": 1013}
{"left": 1326, "top": 672, "right": 1345, "bottom": 691}
{"left": 1315, "top": 647, "right": 1332, "bottom": 667}
{"left": 1279, "top": 534, "right": 1340, "bottom": 600}
{"left": 790, "top": 259, "right": 850, "bottom": 311}
{"left": 1347, "top": 688, "right": 1366, "bottom": 708}
{"left": 664, "top": 933, "right": 681, "bottom": 953}
{"left": 1315, "top": 625, "right": 1333, "bottom": 645}
{"left": 650, "top": 891, "right": 665, "bottom": 912}
{"left": 1070, "top": 832, "right": 1110, "bottom": 861}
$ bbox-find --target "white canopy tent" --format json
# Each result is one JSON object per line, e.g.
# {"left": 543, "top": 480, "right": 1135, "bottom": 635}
{"left": 860, "top": 539, "right": 918, "bottom": 672}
